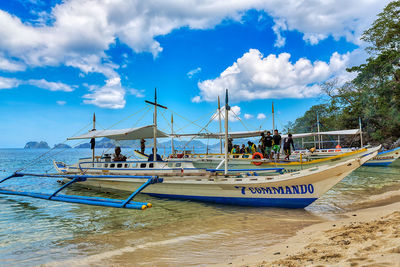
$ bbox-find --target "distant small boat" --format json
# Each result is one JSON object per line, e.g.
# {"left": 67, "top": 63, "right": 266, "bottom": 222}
{"left": 362, "top": 147, "right": 400, "bottom": 166}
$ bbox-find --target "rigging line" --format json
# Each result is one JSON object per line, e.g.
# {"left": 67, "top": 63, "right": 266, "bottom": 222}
{"left": 259, "top": 113, "right": 271, "bottom": 130}
{"left": 173, "top": 112, "right": 215, "bottom": 134}
{"left": 16, "top": 107, "right": 150, "bottom": 173}
{"left": 15, "top": 121, "right": 94, "bottom": 173}
{"left": 230, "top": 109, "right": 251, "bottom": 132}
{"left": 131, "top": 106, "right": 152, "bottom": 128}
{"left": 159, "top": 109, "right": 172, "bottom": 129}
{"left": 105, "top": 106, "right": 150, "bottom": 130}
{"left": 94, "top": 121, "right": 114, "bottom": 155}
{"left": 276, "top": 115, "right": 287, "bottom": 131}
{"left": 97, "top": 106, "right": 152, "bottom": 156}
{"left": 26, "top": 138, "right": 88, "bottom": 173}
{"left": 70, "top": 121, "right": 93, "bottom": 138}
{"left": 170, "top": 109, "right": 215, "bottom": 134}
{"left": 180, "top": 116, "right": 215, "bottom": 151}
{"left": 42, "top": 139, "right": 91, "bottom": 173}
{"left": 173, "top": 111, "right": 213, "bottom": 133}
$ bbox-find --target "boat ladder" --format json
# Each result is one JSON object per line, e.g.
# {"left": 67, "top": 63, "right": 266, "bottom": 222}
{"left": 0, "top": 172, "right": 163, "bottom": 210}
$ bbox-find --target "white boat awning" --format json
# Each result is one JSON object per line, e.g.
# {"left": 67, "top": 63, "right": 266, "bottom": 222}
{"left": 282, "top": 129, "right": 361, "bottom": 138}
{"left": 174, "top": 129, "right": 360, "bottom": 139}
{"left": 67, "top": 125, "right": 169, "bottom": 140}
{"left": 173, "top": 130, "right": 268, "bottom": 139}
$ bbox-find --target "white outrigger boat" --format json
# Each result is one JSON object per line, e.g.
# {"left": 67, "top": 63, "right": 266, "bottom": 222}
{"left": 0, "top": 90, "right": 379, "bottom": 210}
{"left": 168, "top": 129, "right": 377, "bottom": 171}
{"left": 361, "top": 147, "right": 400, "bottom": 166}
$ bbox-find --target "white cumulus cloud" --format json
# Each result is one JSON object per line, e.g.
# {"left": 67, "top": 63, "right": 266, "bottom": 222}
{"left": 195, "top": 49, "right": 350, "bottom": 102}
{"left": 83, "top": 77, "right": 126, "bottom": 109}
{"left": 56, "top": 100, "right": 66, "bottom": 105}
{"left": 0, "top": 0, "right": 388, "bottom": 74}
{"left": 187, "top": 67, "right": 202, "bottom": 78}
{"left": 0, "top": 54, "right": 26, "bottom": 72}
{"left": 259, "top": 0, "right": 390, "bottom": 46}
{"left": 27, "top": 79, "right": 74, "bottom": 92}
{"left": 191, "top": 95, "right": 201, "bottom": 103}
{"left": 129, "top": 88, "right": 145, "bottom": 98}
{"left": 0, "top": 77, "right": 20, "bottom": 89}
{"left": 0, "top": 0, "right": 389, "bottom": 108}
{"left": 244, "top": 113, "right": 253, "bottom": 119}
{"left": 257, "top": 113, "right": 266, "bottom": 120}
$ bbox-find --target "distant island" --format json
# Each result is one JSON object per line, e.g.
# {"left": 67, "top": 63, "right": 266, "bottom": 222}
{"left": 23, "top": 138, "right": 254, "bottom": 150}
{"left": 54, "top": 143, "right": 72, "bottom": 149}
{"left": 24, "top": 141, "right": 50, "bottom": 149}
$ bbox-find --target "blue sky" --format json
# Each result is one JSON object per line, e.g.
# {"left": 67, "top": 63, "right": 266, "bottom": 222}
{"left": 0, "top": 0, "right": 390, "bottom": 147}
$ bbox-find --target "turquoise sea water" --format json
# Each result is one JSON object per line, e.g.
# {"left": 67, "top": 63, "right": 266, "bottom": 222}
{"left": 0, "top": 148, "right": 399, "bottom": 266}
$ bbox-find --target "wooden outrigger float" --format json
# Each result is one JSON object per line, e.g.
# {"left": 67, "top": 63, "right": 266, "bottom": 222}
{"left": 0, "top": 172, "right": 162, "bottom": 210}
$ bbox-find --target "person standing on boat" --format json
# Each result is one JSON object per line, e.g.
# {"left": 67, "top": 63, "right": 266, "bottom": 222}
{"left": 264, "top": 131, "right": 273, "bottom": 160}
{"left": 283, "top": 133, "right": 295, "bottom": 160}
{"left": 258, "top": 133, "right": 265, "bottom": 157}
{"left": 272, "top": 129, "right": 282, "bottom": 160}
{"left": 113, "top": 146, "right": 127, "bottom": 161}
{"left": 248, "top": 141, "right": 256, "bottom": 154}
{"left": 228, "top": 138, "right": 233, "bottom": 154}
{"left": 148, "top": 148, "right": 162, "bottom": 161}
{"left": 240, "top": 144, "right": 246, "bottom": 154}
{"left": 140, "top": 138, "right": 146, "bottom": 154}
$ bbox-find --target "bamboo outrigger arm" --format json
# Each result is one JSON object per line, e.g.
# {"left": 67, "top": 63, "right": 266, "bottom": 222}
{"left": 0, "top": 172, "right": 163, "bottom": 210}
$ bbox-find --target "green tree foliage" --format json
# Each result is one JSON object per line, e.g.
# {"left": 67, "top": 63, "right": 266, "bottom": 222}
{"left": 286, "top": 0, "right": 400, "bottom": 145}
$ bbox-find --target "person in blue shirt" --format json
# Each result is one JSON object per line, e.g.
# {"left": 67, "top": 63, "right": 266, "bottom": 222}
{"left": 148, "top": 148, "right": 162, "bottom": 161}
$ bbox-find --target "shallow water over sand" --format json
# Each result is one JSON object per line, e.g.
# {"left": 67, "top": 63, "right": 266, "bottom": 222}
{"left": 0, "top": 149, "right": 399, "bottom": 266}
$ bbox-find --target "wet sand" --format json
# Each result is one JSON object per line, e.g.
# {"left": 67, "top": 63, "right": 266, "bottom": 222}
{"left": 219, "top": 200, "right": 400, "bottom": 267}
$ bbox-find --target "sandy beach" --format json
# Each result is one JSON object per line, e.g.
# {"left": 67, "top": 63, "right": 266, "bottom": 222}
{"left": 218, "top": 199, "right": 400, "bottom": 267}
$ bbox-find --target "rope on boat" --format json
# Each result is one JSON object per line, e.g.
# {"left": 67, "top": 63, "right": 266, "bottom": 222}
{"left": 171, "top": 109, "right": 215, "bottom": 134}
{"left": 16, "top": 132, "right": 91, "bottom": 173}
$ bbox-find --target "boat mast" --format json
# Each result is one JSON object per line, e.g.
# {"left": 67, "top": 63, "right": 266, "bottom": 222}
{"left": 171, "top": 114, "right": 174, "bottom": 155}
{"left": 145, "top": 88, "right": 167, "bottom": 159}
{"left": 317, "top": 112, "right": 321, "bottom": 149}
{"left": 224, "top": 89, "right": 230, "bottom": 175}
{"left": 92, "top": 113, "right": 96, "bottom": 167}
{"left": 272, "top": 101, "right": 275, "bottom": 131}
{"left": 359, "top": 117, "right": 363, "bottom": 148}
{"left": 154, "top": 89, "right": 157, "bottom": 156}
{"left": 218, "top": 96, "right": 223, "bottom": 154}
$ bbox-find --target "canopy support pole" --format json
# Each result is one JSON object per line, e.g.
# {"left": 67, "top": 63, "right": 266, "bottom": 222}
{"left": 171, "top": 114, "right": 174, "bottom": 155}
{"left": 218, "top": 96, "right": 223, "bottom": 154}
{"left": 359, "top": 117, "right": 363, "bottom": 148}
{"left": 224, "top": 89, "right": 230, "bottom": 175}
{"left": 154, "top": 89, "right": 157, "bottom": 158}
{"left": 317, "top": 112, "right": 321, "bottom": 149}
{"left": 92, "top": 113, "right": 96, "bottom": 167}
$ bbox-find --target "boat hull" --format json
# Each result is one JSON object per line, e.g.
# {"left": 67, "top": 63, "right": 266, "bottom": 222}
{"left": 68, "top": 157, "right": 364, "bottom": 208}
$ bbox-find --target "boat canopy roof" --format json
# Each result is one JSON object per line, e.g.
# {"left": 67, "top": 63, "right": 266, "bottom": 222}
{"left": 173, "top": 129, "right": 360, "bottom": 139}
{"left": 67, "top": 125, "right": 169, "bottom": 140}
